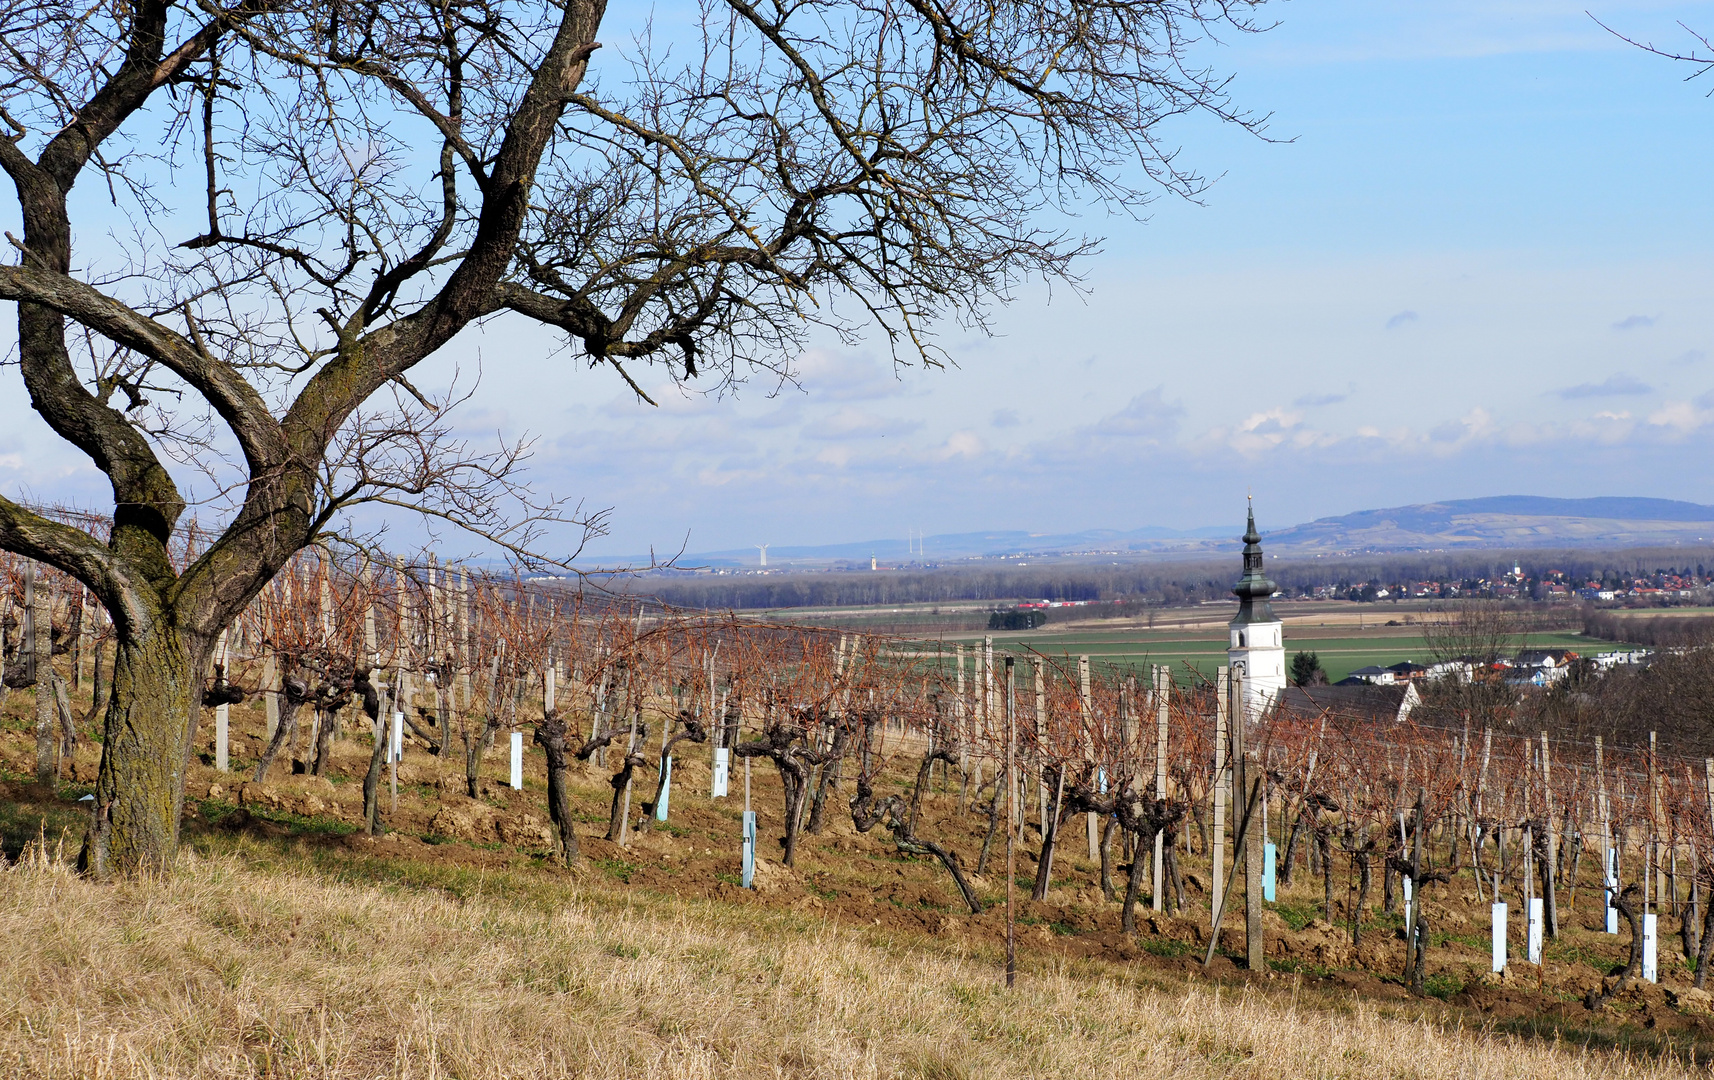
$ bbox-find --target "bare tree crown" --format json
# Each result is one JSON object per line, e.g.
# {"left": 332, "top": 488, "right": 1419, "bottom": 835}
{"left": 0, "top": 0, "right": 1267, "bottom": 632}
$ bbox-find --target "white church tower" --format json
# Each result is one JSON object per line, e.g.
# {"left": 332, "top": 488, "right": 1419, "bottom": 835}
{"left": 1228, "top": 500, "right": 1285, "bottom": 717}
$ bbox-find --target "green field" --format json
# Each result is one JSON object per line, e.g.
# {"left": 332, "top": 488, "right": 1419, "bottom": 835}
{"left": 938, "top": 627, "right": 1637, "bottom": 684}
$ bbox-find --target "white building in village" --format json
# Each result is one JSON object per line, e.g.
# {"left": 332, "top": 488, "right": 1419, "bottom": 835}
{"left": 1227, "top": 501, "right": 1286, "bottom": 717}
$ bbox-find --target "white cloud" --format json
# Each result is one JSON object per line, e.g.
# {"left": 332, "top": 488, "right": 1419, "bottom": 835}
{"left": 938, "top": 431, "right": 986, "bottom": 460}
{"left": 1557, "top": 373, "right": 1652, "bottom": 399}
{"left": 1647, "top": 401, "right": 1709, "bottom": 432}
{"left": 1086, "top": 388, "right": 1184, "bottom": 439}
{"left": 794, "top": 350, "right": 909, "bottom": 402}
{"left": 804, "top": 407, "right": 922, "bottom": 440}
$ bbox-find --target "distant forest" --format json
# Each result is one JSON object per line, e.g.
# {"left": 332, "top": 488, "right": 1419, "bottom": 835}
{"left": 616, "top": 545, "right": 1714, "bottom": 612}
{"left": 1584, "top": 609, "right": 1714, "bottom": 647}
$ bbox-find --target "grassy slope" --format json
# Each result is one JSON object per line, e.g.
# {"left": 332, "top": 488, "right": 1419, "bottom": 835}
{"left": 0, "top": 829, "right": 1702, "bottom": 1080}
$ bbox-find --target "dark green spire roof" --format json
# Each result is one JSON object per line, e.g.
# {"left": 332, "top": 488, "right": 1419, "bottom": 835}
{"left": 1231, "top": 500, "right": 1277, "bottom": 626}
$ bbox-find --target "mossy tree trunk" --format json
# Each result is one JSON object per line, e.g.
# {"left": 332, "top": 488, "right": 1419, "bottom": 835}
{"left": 81, "top": 621, "right": 210, "bottom": 877}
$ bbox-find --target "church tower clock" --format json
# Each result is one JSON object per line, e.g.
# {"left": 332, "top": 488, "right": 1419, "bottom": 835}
{"left": 1228, "top": 500, "right": 1286, "bottom": 717}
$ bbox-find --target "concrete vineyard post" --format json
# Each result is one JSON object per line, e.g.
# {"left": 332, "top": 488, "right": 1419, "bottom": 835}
{"left": 1527, "top": 897, "right": 1543, "bottom": 965}
{"left": 618, "top": 715, "right": 639, "bottom": 847}
{"left": 1600, "top": 736, "right": 1618, "bottom": 934}
{"left": 742, "top": 808, "right": 757, "bottom": 888}
{"left": 1540, "top": 731, "right": 1558, "bottom": 938}
{"left": 713, "top": 746, "right": 730, "bottom": 798}
{"left": 1644, "top": 912, "right": 1659, "bottom": 982}
{"left": 655, "top": 754, "right": 673, "bottom": 821}
{"left": 510, "top": 730, "right": 524, "bottom": 791}
{"left": 1079, "top": 655, "right": 1097, "bottom": 860}
{"left": 362, "top": 559, "right": 377, "bottom": 665}
{"left": 1492, "top": 896, "right": 1508, "bottom": 973}
{"left": 1005, "top": 655, "right": 1016, "bottom": 989}
{"left": 390, "top": 709, "right": 403, "bottom": 812}
{"left": 1212, "top": 664, "right": 1228, "bottom": 929}
{"left": 954, "top": 645, "right": 966, "bottom": 804}
{"left": 1234, "top": 667, "right": 1263, "bottom": 972}
{"left": 0, "top": 583, "right": 9, "bottom": 708}
{"left": 74, "top": 586, "right": 89, "bottom": 689}
{"left": 1034, "top": 658, "right": 1047, "bottom": 838}
{"left": 1153, "top": 666, "right": 1168, "bottom": 912}
{"left": 27, "top": 561, "right": 56, "bottom": 787}
{"left": 262, "top": 649, "right": 279, "bottom": 742}
{"left": 214, "top": 627, "right": 230, "bottom": 773}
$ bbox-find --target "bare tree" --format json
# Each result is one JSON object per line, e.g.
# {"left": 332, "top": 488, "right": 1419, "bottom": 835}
{"left": 1418, "top": 601, "right": 1520, "bottom": 730}
{"left": 0, "top": 0, "right": 1272, "bottom": 875}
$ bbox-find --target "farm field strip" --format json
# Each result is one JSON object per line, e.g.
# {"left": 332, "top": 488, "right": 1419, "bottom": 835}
{"left": 918, "top": 629, "right": 1637, "bottom": 683}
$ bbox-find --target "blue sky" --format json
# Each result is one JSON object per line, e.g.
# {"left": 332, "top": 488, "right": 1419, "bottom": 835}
{"left": 6, "top": 1, "right": 1714, "bottom": 559}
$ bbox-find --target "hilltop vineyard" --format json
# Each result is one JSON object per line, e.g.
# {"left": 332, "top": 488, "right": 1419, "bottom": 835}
{"left": 2, "top": 520, "right": 1711, "bottom": 1012}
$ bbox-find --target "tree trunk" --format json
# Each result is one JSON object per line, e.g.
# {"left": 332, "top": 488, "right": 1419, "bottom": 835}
{"left": 1695, "top": 885, "right": 1714, "bottom": 990}
{"left": 1121, "top": 827, "right": 1153, "bottom": 933}
{"left": 606, "top": 752, "right": 643, "bottom": 842}
{"left": 1352, "top": 850, "right": 1371, "bottom": 947}
{"left": 1538, "top": 828, "right": 1559, "bottom": 941}
{"left": 1100, "top": 813, "right": 1119, "bottom": 901}
{"left": 806, "top": 726, "right": 849, "bottom": 835}
{"left": 780, "top": 768, "right": 807, "bottom": 866}
{"left": 1167, "top": 832, "right": 1185, "bottom": 912}
{"left": 310, "top": 709, "right": 336, "bottom": 776}
{"left": 1031, "top": 770, "right": 1067, "bottom": 902}
{"left": 1408, "top": 912, "right": 1429, "bottom": 996}
{"left": 535, "top": 714, "right": 578, "bottom": 864}
{"left": 254, "top": 687, "right": 303, "bottom": 782}
{"left": 1281, "top": 812, "right": 1304, "bottom": 887}
{"left": 362, "top": 717, "right": 388, "bottom": 835}
{"left": 465, "top": 716, "right": 499, "bottom": 798}
{"left": 977, "top": 785, "right": 1001, "bottom": 875}
{"left": 79, "top": 626, "right": 205, "bottom": 878}
{"left": 1319, "top": 830, "right": 1335, "bottom": 921}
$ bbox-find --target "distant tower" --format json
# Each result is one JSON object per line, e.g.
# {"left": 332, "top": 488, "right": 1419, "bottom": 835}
{"left": 870, "top": 553, "right": 877, "bottom": 571}
{"left": 1228, "top": 500, "right": 1285, "bottom": 718}
{"left": 756, "top": 544, "right": 769, "bottom": 567}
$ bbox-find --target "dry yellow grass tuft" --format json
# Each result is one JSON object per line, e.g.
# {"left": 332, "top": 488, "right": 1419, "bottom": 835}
{"left": 0, "top": 833, "right": 1698, "bottom": 1080}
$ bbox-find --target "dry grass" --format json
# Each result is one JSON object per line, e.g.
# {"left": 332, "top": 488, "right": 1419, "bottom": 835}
{"left": 0, "top": 833, "right": 1698, "bottom": 1080}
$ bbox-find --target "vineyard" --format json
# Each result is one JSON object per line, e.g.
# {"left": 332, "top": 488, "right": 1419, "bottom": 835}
{"left": 5, "top": 532, "right": 1714, "bottom": 1044}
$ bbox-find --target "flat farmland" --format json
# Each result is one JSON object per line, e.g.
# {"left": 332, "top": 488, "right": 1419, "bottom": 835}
{"left": 943, "top": 626, "right": 1639, "bottom": 684}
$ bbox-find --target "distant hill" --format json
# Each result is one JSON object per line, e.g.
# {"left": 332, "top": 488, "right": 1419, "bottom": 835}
{"left": 1262, "top": 496, "right": 1714, "bottom": 553}
{"left": 688, "top": 525, "right": 1235, "bottom": 568}
{"left": 592, "top": 496, "right": 1714, "bottom": 570}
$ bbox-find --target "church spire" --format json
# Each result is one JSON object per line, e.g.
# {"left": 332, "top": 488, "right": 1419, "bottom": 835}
{"left": 1231, "top": 498, "right": 1277, "bottom": 625}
